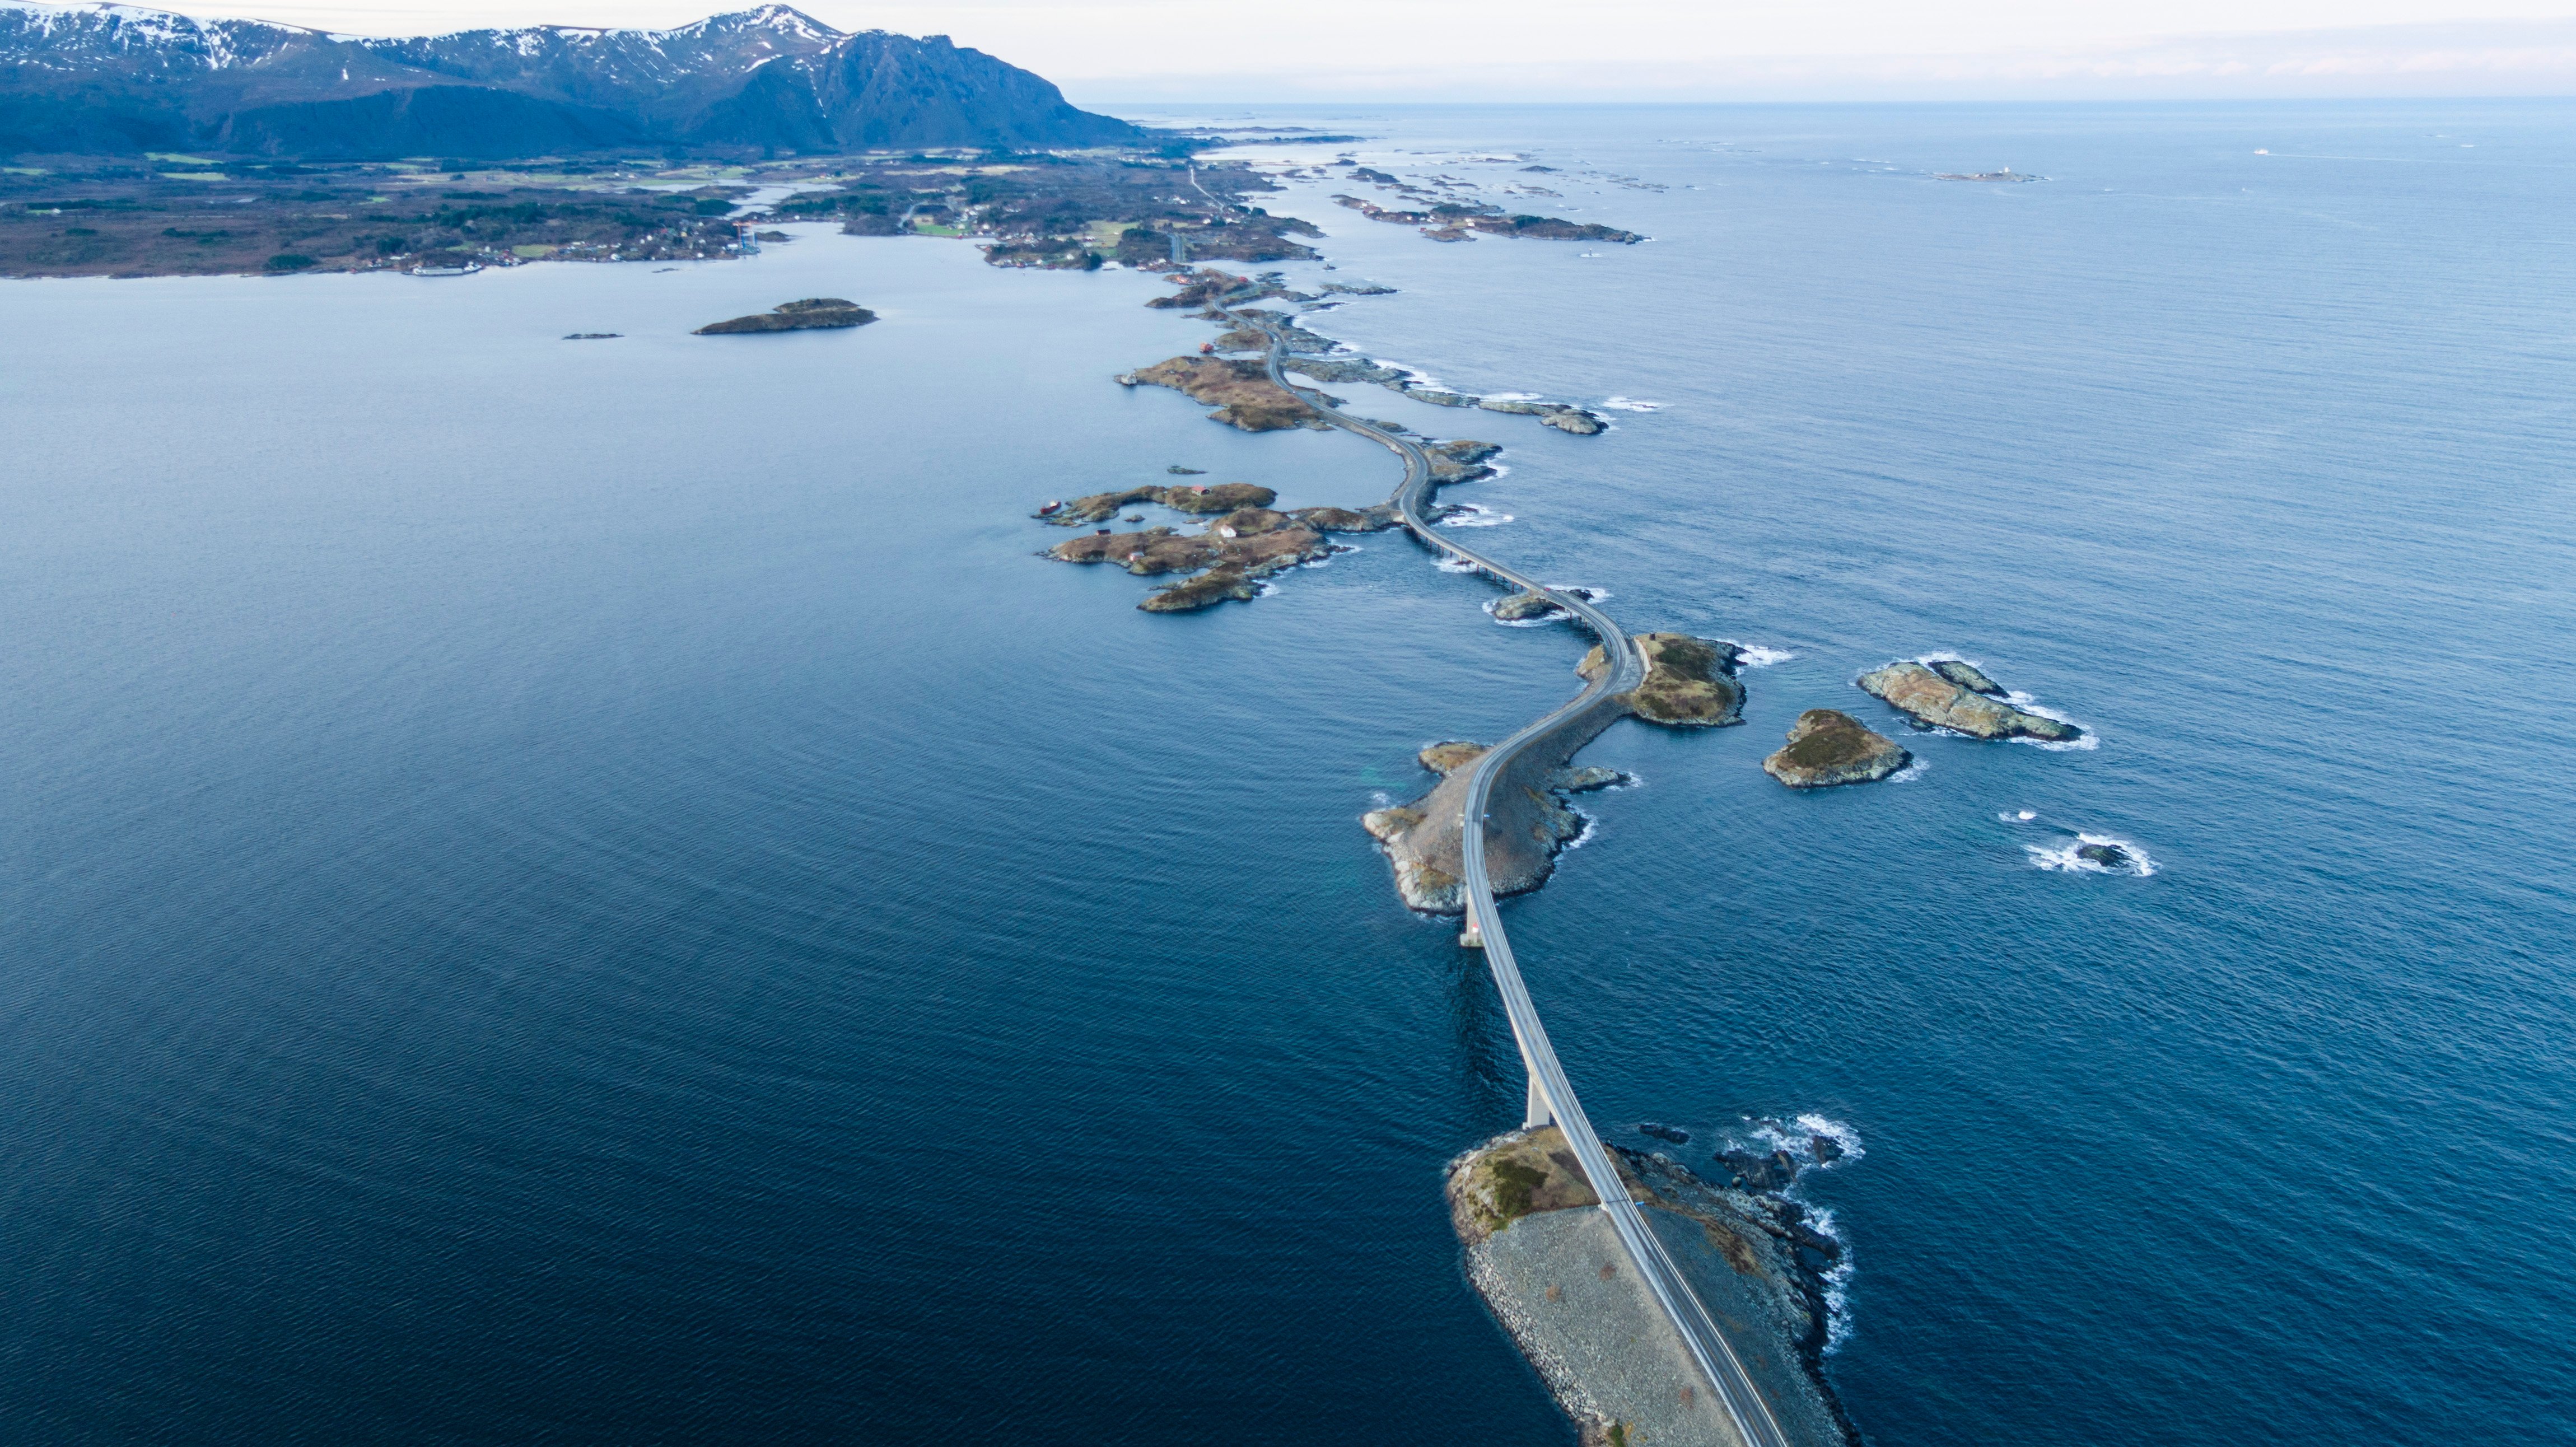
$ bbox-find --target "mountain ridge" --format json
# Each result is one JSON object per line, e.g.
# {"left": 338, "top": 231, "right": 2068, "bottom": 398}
{"left": 0, "top": 2, "right": 1151, "bottom": 157}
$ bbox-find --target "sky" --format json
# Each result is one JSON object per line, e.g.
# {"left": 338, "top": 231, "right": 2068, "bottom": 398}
{"left": 169, "top": 0, "right": 2576, "bottom": 100}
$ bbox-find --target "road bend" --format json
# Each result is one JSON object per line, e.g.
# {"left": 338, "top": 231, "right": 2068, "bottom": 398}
{"left": 1208, "top": 293, "right": 1794, "bottom": 1447}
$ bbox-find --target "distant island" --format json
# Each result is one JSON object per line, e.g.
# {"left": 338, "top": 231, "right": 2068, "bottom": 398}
{"left": 694, "top": 297, "right": 874, "bottom": 333}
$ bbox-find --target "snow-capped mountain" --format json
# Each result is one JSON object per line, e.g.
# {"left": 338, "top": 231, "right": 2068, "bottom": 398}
{"left": 0, "top": 3, "right": 1147, "bottom": 156}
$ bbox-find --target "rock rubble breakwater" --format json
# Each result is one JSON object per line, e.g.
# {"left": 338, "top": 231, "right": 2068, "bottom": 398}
{"left": 1448, "top": 1128, "right": 1860, "bottom": 1447}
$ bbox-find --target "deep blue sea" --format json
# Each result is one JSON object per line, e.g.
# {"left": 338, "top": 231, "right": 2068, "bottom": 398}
{"left": 6, "top": 103, "right": 2572, "bottom": 1445}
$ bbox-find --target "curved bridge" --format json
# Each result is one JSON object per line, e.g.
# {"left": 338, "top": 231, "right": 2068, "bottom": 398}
{"left": 1213, "top": 293, "right": 1793, "bottom": 1447}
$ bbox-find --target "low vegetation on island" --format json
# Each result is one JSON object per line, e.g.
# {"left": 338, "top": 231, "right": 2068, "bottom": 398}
{"left": 1579, "top": 633, "right": 1747, "bottom": 726}
{"left": 1762, "top": 710, "right": 1912, "bottom": 788}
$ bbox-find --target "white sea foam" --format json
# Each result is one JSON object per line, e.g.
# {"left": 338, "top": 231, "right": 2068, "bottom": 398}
{"left": 1482, "top": 390, "right": 1545, "bottom": 402}
{"left": 1812, "top": 1208, "right": 1858, "bottom": 1354}
{"left": 2027, "top": 832, "right": 2157, "bottom": 876}
{"left": 1253, "top": 581, "right": 1278, "bottom": 598}
{"left": 1439, "top": 505, "right": 1513, "bottom": 528}
{"left": 1547, "top": 585, "right": 1611, "bottom": 603}
{"left": 1599, "top": 396, "right": 1663, "bottom": 412}
{"left": 1560, "top": 810, "right": 1600, "bottom": 850}
{"left": 1434, "top": 556, "right": 1481, "bottom": 574}
{"left": 1887, "top": 756, "right": 1928, "bottom": 783}
{"left": 1741, "top": 1114, "right": 1866, "bottom": 1351}
{"left": 1726, "top": 642, "right": 1795, "bottom": 667}
{"left": 1998, "top": 808, "right": 2038, "bottom": 823}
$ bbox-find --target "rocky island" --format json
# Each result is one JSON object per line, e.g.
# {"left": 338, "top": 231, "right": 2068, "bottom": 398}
{"left": 693, "top": 297, "right": 874, "bottom": 334}
{"left": 1116, "top": 356, "right": 1324, "bottom": 432}
{"left": 1043, "top": 492, "right": 1403, "bottom": 612}
{"left": 1449, "top": 1128, "right": 1858, "bottom": 1447}
{"left": 1578, "top": 633, "right": 1747, "bottom": 726}
{"left": 1762, "top": 710, "right": 1912, "bottom": 788}
{"left": 1856, "top": 660, "right": 2080, "bottom": 741}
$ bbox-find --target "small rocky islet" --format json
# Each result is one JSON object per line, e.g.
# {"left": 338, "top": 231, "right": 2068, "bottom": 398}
{"left": 1762, "top": 710, "right": 1911, "bottom": 788}
{"left": 1856, "top": 659, "right": 2079, "bottom": 741}
{"left": 692, "top": 297, "right": 875, "bottom": 334}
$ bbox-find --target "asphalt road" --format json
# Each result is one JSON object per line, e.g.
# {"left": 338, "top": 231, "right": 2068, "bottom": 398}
{"left": 1215, "top": 291, "right": 1796, "bottom": 1447}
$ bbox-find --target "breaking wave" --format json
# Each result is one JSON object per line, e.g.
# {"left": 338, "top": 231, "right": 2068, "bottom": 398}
{"left": 1743, "top": 1115, "right": 1865, "bottom": 1353}
{"left": 1439, "top": 505, "right": 1513, "bottom": 528}
{"left": 1728, "top": 642, "right": 1795, "bottom": 667}
{"left": 2028, "top": 832, "right": 2157, "bottom": 876}
{"left": 1599, "top": 396, "right": 1663, "bottom": 412}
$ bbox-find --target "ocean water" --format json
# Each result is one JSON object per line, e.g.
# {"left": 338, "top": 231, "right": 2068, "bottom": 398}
{"left": 5, "top": 102, "right": 2572, "bottom": 1444}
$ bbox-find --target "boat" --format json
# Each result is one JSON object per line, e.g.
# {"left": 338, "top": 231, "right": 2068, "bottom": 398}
{"left": 1037, "top": 500, "right": 1064, "bottom": 516}
{"left": 408, "top": 261, "right": 482, "bottom": 277}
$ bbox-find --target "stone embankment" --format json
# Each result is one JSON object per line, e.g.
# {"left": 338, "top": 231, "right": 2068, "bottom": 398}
{"left": 1363, "top": 706, "right": 1630, "bottom": 912}
{"left": 1448, "top": 1128, "right": 1858, "bottom": 1447}
{"left": 1367, "top": 633, "right": 1738, "bottom": 911}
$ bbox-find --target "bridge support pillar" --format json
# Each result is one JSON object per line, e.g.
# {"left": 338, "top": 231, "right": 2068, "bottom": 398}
{"left": 1458, "top": 902, "right": 1484, "bottom": 950}
{"left": 1524, "top": 1072, "right": 1553, "bottom": 1129}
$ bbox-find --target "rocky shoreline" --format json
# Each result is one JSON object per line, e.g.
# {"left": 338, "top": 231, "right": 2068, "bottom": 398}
{"left": 1448, "top": 1128, "right": 1859, "bottom": 1447}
